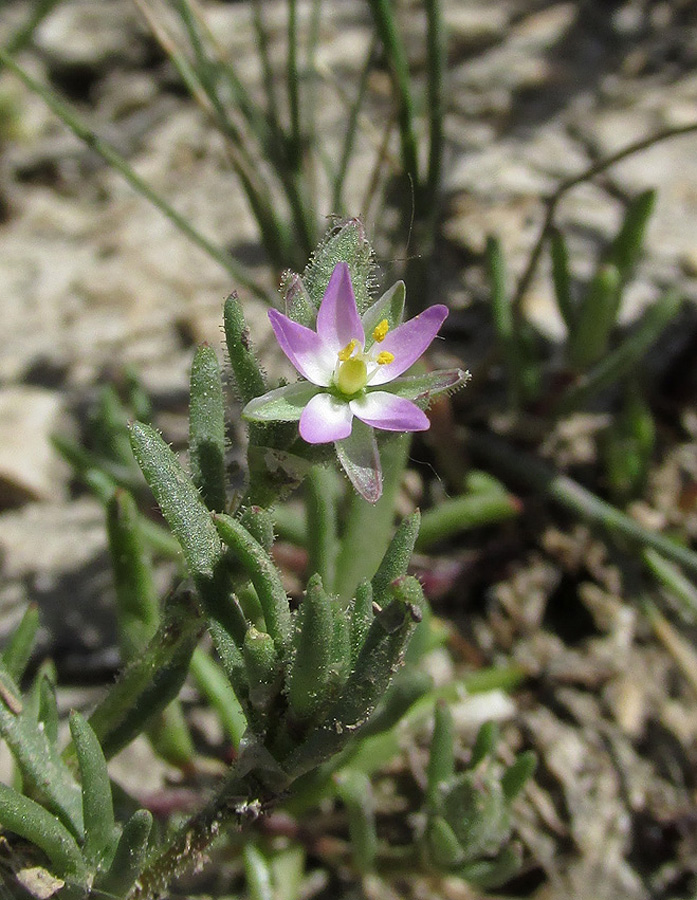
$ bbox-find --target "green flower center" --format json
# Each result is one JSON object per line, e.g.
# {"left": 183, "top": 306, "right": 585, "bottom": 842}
{"left": 336, "top": 357, "right": 368, "bottom": 396}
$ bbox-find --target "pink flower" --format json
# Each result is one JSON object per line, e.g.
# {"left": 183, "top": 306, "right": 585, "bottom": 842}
{"left": 243, "top": 263, "right": 467, "bottom": 501}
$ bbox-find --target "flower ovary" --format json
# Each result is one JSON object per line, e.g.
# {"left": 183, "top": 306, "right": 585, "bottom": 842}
{"left": 336, "top": 357, "right": 368, "bottom": 396}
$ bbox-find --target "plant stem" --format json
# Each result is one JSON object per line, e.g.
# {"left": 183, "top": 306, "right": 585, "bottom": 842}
{"left": 424, "top": 0, "right": 445, "bottom": 207}
{"left": 366, "top": 0, "right": 420, "bottom": 196}
{"left": 465, "top": 429, "right": 697, "bottom": 577}
{"left": 0, "top": 49, "right": 267, "bottom": 298}
{"left": 128, "top": 765, "right": 266, "bottom": 900}
{"left": 512, "top": 121, "right": 697, "bottom": 319}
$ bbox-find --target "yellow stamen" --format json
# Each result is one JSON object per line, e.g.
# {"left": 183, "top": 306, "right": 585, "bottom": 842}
{"left": 373, "top": 319, "right": 389, "bottom": 343}
{"left": 376, "top": 351, "right": 395, "bottom": 365}
{"left": 337, "top": 339, "right": 359, "bottom": 362}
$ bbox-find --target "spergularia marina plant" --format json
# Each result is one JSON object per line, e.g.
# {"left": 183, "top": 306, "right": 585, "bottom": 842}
{"left": 244, "top": 260, "right": 468, "bottom": 501}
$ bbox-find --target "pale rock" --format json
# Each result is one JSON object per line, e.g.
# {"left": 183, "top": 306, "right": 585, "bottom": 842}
{"left": 0, "top": 386, "right": 67, "bottom": 505}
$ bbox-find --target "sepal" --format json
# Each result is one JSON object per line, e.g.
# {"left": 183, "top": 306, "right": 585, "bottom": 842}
{"left": 243, "top": 382, "right": 321, "bottom": 423}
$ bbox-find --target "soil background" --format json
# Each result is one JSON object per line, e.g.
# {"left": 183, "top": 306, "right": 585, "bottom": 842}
{"left": 1, "top": 1, "right": 697, "bottom": 898}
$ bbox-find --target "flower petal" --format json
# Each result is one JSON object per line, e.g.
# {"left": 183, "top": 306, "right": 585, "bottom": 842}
{"left": 351, "top": 391, "right": 430, "bottom": 432}
{"left": 369, "top": 304, "right": 449, "bottom": 385}
{"left": 335, "top": 418, "right": 382, "bottom": 503}
{"left": 243, "top": 381, "right": 321, "bottom": 422}
{"left": 316, "top": 262, "right": 365, "bottom": 354}
{"left": 299, "top": 392, "right": 354, "bottom": 443}
{"left": 268, "top": 309, "right": 335, "bottom": 386}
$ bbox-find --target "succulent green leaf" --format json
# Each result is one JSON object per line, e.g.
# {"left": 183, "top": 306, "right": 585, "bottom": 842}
{"left": 87, "top": 595, "right": 201, "bottom": 760}
{"left": 371, "top": 511, "right": 421, "bottom": 607}
{"left": 426, "top": 814, "right": 465, "bottom": 869}
{"left": 349, "top": 580, "right": 373, "bottom": 666}
{"left": 223, "top": 291, "right": 267, "bottom": 404}
{"left": 426, "top": 701, "right": 455, "bottom": 808}
{"left": 287, "top": 574, "right": 334, "bottom": 723}
{"left": 501, "top": 750, "right": 537, "bottom": 801}
{"left": 189, "top": 344, "right": 227, "bottom": 513}
{"left": 334, "top": 770, "right": 377, "bottom": 873}
{"left": 568, "top": 263, "right": 622, "bottom": 370}
{"left": 214, "top": 513, "right": 292, "bottom": 655}
{"left": 550, "top": 227, "right": 575, "bottom": 329}
{"left": 607, "top": 188, "right": 656, "bottom": 281}
{"left": 416, "top": 489, "right": 520, "bottom": 550}
{"left": 239, "top": 506, "right": 276, "bottom": 554}
{"left": 305, "top": 466, "right": 339, "bottom": 591}
{"left": 455, "top": 843, "right": 522, "bottom": 889}
{"left": 486, "top": 234, "right": 524, "bottom": 405}
{"left": 0, "top": 658, "right": 83, "bottom": 838}
{"left": 95, "top": 809, "right": 153, "bottom": 896}
{"left": 556, "top": 290, "right": 682, "bottom": 414}
{"left": 0, "top": 783, "right": 87, "bottom": 882}
{"left": 243, "top": 843, "right": 274, "bottom": 900}
{"left": 69, "top": 711, "right": 116, "bottom": 866}
{"left": 129, "top": 422, "right": 223, "bottom": 586}
{"left": 106, "top": 489, "right": 159, "bottom": 660}
{"left": 284, "top": 593, "right": 420, "bottom": 777}
{"left": 243, "top": 626, "right": 280, "bottom": 713}
{"left": 190, "top": 648, "right": 248, "bottom": 749}
{"left": 37, "top": 674, "right": 59, "bottom": 745}
{"left": 207, "top": 618, "right": 250, "bottom": 717}
{"left": 442, "top": 773, "right": 511, "bottom": 862}
{"left": 358, "top": 669, "right": 432, "bottom": 740}
{"left": 1, "top": 603, "right": 39, "bottom": 682}
{"left": 469, "top": 720, "right": 499, "bottom": 769}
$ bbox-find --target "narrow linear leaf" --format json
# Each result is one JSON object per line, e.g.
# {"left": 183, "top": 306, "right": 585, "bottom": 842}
{"left": 129, "top": 422, "right": 222, "bottom": 585}
{"left": 550, "top": 228, "right": 575, "bottom": 329}
{"left": 95, "top": 809, "right": 152, "bottom": 897}
{"left": 243, "top": 843, "right": 274, "bottom": 900}
{"left": 0, "top": 658, "right": 83, "bottom": 838}
{"left": 305, "top": 466, "right": 339, "bottom": 590}
{"left": 416, "top": 490, "right": 520, "bottom": 550}
{"left": 213, "top": 513, "right": 292, "bottom": 655}
{"left": 607, "top": 188, "right": 656, "bottom": 280}
{"left": 568, "top": 263, "right": 621, "bottom": 369}
{"left": 486, "top": 235, "right": 523, "bottom": 404}
{"left": 224, "top": 292, "right": 267, "bottom": 405}
{"left": 191, "top": 648, "right": 247, "bottom": 749}
{"left": 106, "top": 489, "right": 159, "bottom": 660}
{"left": 501, "top": 750, "right": 537, "bottom": 801}
{"left": 426, "top": 701, "right": 455, "bottom": 808}
{"left": 287, "top": 574, "right": 334, "bottom": 723}
{"left": 556, "top": 290, "right": 682, "bottom": 414}
{"left": 189, "top": 344, "right": 227, "bottom": 513}
{"left": 470, "top": 720, "right": 499, "bottom": 769}
{"left": 0, "top": 783, "right": 87, "bottom": 882}
{"left": 334, "top": 771, "right": 377, "bottom": 873}
{"left": 86, "top": 595, "right": 201, "bottom": 760}
{"left": 69, "top": 711, "right": 115, "bottom": 866}
{"left": 349, "top": 580, "right": 373, "bottom": 666}
{"left": 371, "top": 509, "right": 421, "bottom": 606}
{"left": 2, "top": 603, "right": 39, "bottom": 682}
